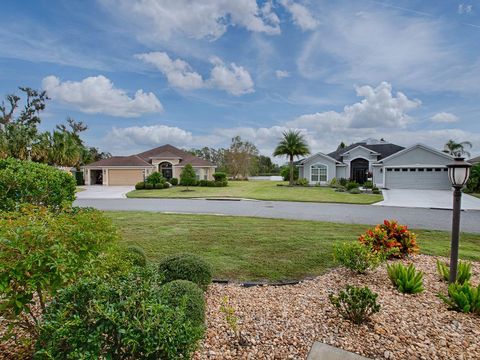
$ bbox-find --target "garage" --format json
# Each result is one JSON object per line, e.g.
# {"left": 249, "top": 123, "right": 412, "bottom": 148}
{"left": 107, "top": 169, "right": 144, "bottom": 186}
{"left": 384, "top": 167, "right": 451, "bottom": 190}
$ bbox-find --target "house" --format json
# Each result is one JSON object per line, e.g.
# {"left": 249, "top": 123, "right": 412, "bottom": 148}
{"left": 298, "top": 139, "right": 454, "bottom": 190}
{"left": 82, "top": 144, "right": 216, "bottom": 186}
{"left": 469, "top": 155, "right": 480, "bottom": 165}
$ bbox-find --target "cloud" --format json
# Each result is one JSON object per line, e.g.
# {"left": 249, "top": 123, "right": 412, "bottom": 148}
{"left": 135, "top": 52, "right": 204, "bottom": 90}
{"left": 42, "top": 75, "right": 163, "bottom": 117}
{"left": 101, "top": 0, "right": 280, "bottom": 42}
{"left": 136, "top": 52, "right": 254, "bottom": 96}
{"left": 458, "top": 4, "right": 473, "bottom": 14}
{"left": 430, "top": 112, "right": 459, "bottom": 123}
{"left": 280, "top": 0, "right": 319, "bottom": 30}
{"left": 275, "top": 70, "right": 290, "bottom": 79}
{"left": 289, "top": 82, "right": 420, "bottom": 130}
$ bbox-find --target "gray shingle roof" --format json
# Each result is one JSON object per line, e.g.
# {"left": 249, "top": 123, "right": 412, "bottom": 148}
{"left": 327, "top": 142, "right": 405, "bottom": 161}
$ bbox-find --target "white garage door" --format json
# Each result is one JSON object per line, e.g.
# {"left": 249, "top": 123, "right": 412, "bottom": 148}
{"left": 385, "top": 167, "right": 451, "bottom": 190}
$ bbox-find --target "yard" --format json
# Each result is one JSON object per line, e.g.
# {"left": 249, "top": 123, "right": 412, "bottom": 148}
{"left": 108, "top": 211, "right": 480, "bottom": 281}
{"left": 126, "top": 181, "right": 383, "bottom": 204}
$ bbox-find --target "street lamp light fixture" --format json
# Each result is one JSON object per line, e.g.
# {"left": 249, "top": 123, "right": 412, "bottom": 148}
{"left": 446, "top": 157, "right": 471, "bottom": 284}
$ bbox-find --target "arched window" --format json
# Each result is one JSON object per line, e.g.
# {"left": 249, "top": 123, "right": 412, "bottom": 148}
{"left": 158, "top": 162, "right": 173, "bottom": 179}
{"left": 311, "top": 163, "right": 327, "bottom": 182}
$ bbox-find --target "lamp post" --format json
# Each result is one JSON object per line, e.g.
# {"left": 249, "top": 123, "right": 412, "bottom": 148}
{"left": 446, "top": 157, "right": 471, "bottom": 284}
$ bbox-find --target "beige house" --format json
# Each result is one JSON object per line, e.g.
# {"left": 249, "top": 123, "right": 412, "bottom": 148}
{"left": 83, "top": 144, "right": 216, "bottom": 186}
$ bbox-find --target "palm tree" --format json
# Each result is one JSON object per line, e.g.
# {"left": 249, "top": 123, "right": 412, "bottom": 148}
{"left": 443, "top": 140, "right": 473, "bottom": 158}
{"left": 273, "top": 130, "right": 310, "bottom": 186}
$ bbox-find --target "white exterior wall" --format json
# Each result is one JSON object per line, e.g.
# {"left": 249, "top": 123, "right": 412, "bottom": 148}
{"left": 300, "top": 153, "right": 337, "bottom": 185}
{"left": 372, "top": 166, "right": 383, "bottom": 187}
{"left": 335, "top": 166, "right": 347, "bottom": 179}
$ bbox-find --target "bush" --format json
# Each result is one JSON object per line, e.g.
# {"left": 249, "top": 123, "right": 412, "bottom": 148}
{"left": 0, "top": 206, "right": 118, "bottom": 331}
{"left": 349, "top": 188, "right": 362, "bottom": 194}
{"left": 215, "top": 180, "right": 228, "bottom": 187}
{"left": 346, "top": 181, "right": 360, "bottom": 190}
{"left": 335, "top": 186, "right": 346, "bottom": 192}
{"left": 36, "top": 267, "right": 204, "bottom": 359}
{"left": 372, "top": 188, "right": 381, "bottom": 194}
{"left": 329, "top": 177, "right": 338, "bottom": 187}
{"left": 363, "top": 180, "right": 373, "bottom": 189}
{"left": 338, "top": 178, "right": 348, "bottom": 186}
{"left": 436, "top": 260, "right": 472, "bottom": 285}
{"left": 146, "top": 171, "right": 165, "bottom": 186}
{"left": 359, "top": 220, "right": 419, "bottom": 258}
{"left": 170, "top": 177, "right": 178, "bottom": 186}
{"left": 160, "top": 280, "right": 205, "bottom": 326}
{"left": 125, "top": 245, "right": 147, "bottom": 267}
{"left": 158, "top": 254, "right": 213, "bottom": 289}
{"left": 199, "top": 179, "right": 209, "bottom": 186}
{"left": 145, "top": 183, "right": 154, "bottom": 189}
{"left": 135, "top": 181, "right": 145, "bottom": 190}
{"left": 387, "top": 263, "right": 424, "bottom": 294}
{"left": 329, "top": 285, "right": 380, "bottom": 324}
{"left": 154, "top": 182, "right": 164, "bottom": 189}
{"left": 296, "top": 178, "right": 309, "bottom": 186}
{"left": 74, "top": 171, "right": 84, "bottom": 186}
{"left": 180, "top": 164, "right": 197, "bottom": 186}
{"left": 163, "top": 182, "right": 170, "bottom": 189}
{"left": 213, "top": 172, "right": 227, "bottom": 181}
{"left": 333, "top": 242, "right": 382, "bottom": 274}
{"left": 0, "top": 158, "right": 76, "bottom": 211}
{"left": 280, "top": 165, "right": 298, "bottom": 182}
{"left": 439, "top": 282, "right": 480, "bottom": 314}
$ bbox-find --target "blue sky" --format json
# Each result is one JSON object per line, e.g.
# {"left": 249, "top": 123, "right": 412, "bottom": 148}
{"left": 1, "top": 0, "right": 479, "bottom": 158}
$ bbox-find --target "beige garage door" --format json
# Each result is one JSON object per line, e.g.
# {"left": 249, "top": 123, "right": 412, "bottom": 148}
{"left": 108, "top": 169, "right": 144, "bottom": 185}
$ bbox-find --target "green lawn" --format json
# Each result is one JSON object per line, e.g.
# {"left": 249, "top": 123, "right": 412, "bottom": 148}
{"left": 126, "top": 181, "right": 382, "bottom": 204}
{"left": 76, "top": 187, "right": 86, "bottom": 193}
{"left": 108, "top": 211, "right": 480, "bottom": 281}
{"left": 472, "top": 193, "right": 480, "bottom": 199}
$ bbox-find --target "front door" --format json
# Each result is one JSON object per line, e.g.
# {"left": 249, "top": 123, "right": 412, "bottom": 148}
{"left": 350, "top": 158, "right": 369, "bottom": 184}
{"left": 158, "top": 162, "right": 173, "bottom": 180}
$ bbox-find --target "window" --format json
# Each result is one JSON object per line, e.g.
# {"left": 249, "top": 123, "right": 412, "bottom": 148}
{"left": 387, "top": 168, "right": 393, "bottom": 172}
{"left": 311, "top": 163, "right": 327, "bottom": 182}
{"left": 418, "top": 168, "right": 425, "bottom": 172}
{"left": 409, "top": 168, "right": 416, "bottom": 172}
{"left": 435, "top": 168, "right": 442, "bottom": 172}
{"left": 426, "top": 168, "right": 433, "bottom": 172}
{"left": 402, "top": 168, "right": 408, "bottom": 172}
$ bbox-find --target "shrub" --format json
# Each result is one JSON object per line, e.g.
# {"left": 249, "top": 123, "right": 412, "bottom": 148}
{"left": 333, "top": 242, "right": 382, "bottom": 274}
{"left": 387, "top": 263, "right": 424, "bottom": 294}
{"left": 146, "top": 171, "right": 165, "bottom": 185}
{"left": 213, "top": 172, "right": 227, "bottom": 181}
{"left": 180, "top": 164, "right": 197, "bottom": 186}
{"left": 160, "top": 280, "right": 205, "bottom": 326}
{"left": 280, "top": 165, "right": 298, "bottom": 181}
{"left": 125, "top": 245, "right": 147, "bottom": 267}
{"left": 163, "top": 182, "right": 170, "bottom": 189}
{"left": 135, "top": 181, "right": 145, "bottom": 190}
{"left": 338, "top": 178, "right": 348, "bottom": 186}
{"left": 74, "top": 171, "right": 84, "bottom": 186}
{"left": 363, "top": 180, "right": 373, "bottom": 189}
{"left": 329, "top": 285, "right": 380, "bottom": 324}
{"left": 154, "top": 182, "right": 164, "bottom": 189}
{"left": 372, "top": 188, "right": 381, "bottom": 194}
{"left": 36, "top": 267, "right": 204, "bottom": 359}
{"left": 215, "top": 180, "right": 228, "bottom": 187}
{"left": 436, "top": 260, "right": 472, "bottom": 285}
{"left": 158, "top": 253, "right": 213, "bottom": 289}
{"left": 296, "top": 178, "right": 309, "bottom": 186}
{"left": 329, "top": 177, "right": 338, "bottom": 187}
{"left": 439, "top": 282, "right": 480, "bottom": 314}
{"left": 145, "top": 183, "right": 154, "bottom": 189}
{"left": 0, "top": 206, "right": 117, "bottom": 332}
{"left": 170, "top": 177, "right": 178, "bottom": 186}
{"left": 0, "top": 158, "right": 76, "bottom": 211}
{"left": 335, "top": 186, "right": 346, "bottom": 192}
{"left": 359, "top": 220, "right": 419, "bottom": 258}
{"left": 199, "top": 179, "right": 209, "bottom": 186}
{"left": 346, "top": 181, "right": 360, "bottom": 190}
{"left": 349, "top": 188, "right": 362, "bottom": 194}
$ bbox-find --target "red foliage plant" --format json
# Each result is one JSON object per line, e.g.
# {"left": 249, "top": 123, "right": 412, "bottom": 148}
{"left": 359, "top": 220, "right": 419, "bottom": 258}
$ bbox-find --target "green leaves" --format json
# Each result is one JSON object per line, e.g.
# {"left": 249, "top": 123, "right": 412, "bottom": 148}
{"left": 329, "top": 285, "right": 380, "bottom": 324}
{"left": 387, "top": 263, "right": 424, "bottom": 294}
{"left": 333, "top": 242, "right": 383, "bottom": 274}
{"left": 439, "top": 283, "right": 480, "bottom": 314}
{"left": 436, "top": 260, "right": 472, "bottom": 285}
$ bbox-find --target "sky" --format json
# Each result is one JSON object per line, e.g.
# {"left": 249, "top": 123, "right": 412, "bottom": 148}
{"left": 1, "top": 0, "right": 480, "bottom": 160}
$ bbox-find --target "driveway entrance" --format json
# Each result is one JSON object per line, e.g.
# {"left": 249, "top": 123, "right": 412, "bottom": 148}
{"left": 374, "top": 189, "right": 480, "bottom": 210}
{"left": 76, "top": 186, "right": 134, "bottom": 199}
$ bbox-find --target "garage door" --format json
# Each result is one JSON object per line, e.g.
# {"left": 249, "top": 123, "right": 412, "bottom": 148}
{"left": 385, "top": 167, "right": 451, "bottom": 190}
{"left": 108, "top": 169, "right": 144, "bottom": 185}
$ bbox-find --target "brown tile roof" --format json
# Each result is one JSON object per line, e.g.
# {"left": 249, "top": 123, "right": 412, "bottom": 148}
{"left": 85, "top": 155, "right": 152, "bottom": 167}
{"left": 136, "top": 144, "right": 215, "bottom": 167}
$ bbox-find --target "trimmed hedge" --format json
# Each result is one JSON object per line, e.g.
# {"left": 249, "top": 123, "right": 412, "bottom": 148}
{"left": 160, "top": 280, "right": 205, "bottom": 326}
{"left": 125, "top": 245, "right": 147, "bottom": 267}
{"left": 212, "top": 172, "right": 227, "bottom": 181}
{"left": 135, "top": 181, "right": 145, "bottom": 190}
{"left": 0, "top": 158, "right": 76, "bottom": 211}
{"left": 170, "top": 177, "right": 178, "bottom": 186}
{"left": 158, "top": 254, "right": 213, "bottom": 289}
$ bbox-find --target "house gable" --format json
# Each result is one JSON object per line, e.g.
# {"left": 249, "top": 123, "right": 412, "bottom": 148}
{"left": 379, "top": 144, "right": 453, "bottom": 166}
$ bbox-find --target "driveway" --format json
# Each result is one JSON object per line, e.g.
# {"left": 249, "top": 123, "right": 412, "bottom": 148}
{"left": 73, "top": 198, "right": 480, "bottom": 233}
{"left": 375, "top": 189, "right": 480, "bottom": 210}
{"left": 76, "top": 186, "right": 134, "bottom": 199}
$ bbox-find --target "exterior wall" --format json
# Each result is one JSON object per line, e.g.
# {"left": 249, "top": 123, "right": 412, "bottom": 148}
{"left": 151, "top": 159, "right": 181, "bottom": 167}
{"left": 172, "top": 166, "right": 216, "bottom": 181}
{"left": 300, "top": 153, "right": 337, "bottom": 185}
{"left": 341, "top": 146, "right": 379, "bottom": 178}
{"left": 335, "top": 166, "right": 347, "bottom": 179}
{"left": 372, "top": 166, "right": 383, "bottom": 187}
{"left": 382, "top": 147, "right": 451, "bottom": 167}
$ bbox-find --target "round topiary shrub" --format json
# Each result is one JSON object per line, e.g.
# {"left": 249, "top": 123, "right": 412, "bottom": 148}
{"left": 158, "top": 254, "right": 213, "bottom": 289}
{"left": 154, "top": 183, "right": 164, "bottom": 189}
{"left": 125, "top": 245, "right": 147, "bottom": 267}
{"left": 145, "top": 183, "right": 154, "bottom": 190}
{"left": 170, "top": 178, "right": 178, "bottom": 186}
{"left": 163, "top": 182, "right": 170, "bottom": 189}
{"left": 349, "top": 188, "right": 362, "bottom": 194}
{"left": 135, "top": 182, "right": 145, "bottom": 190}
{"left": 160, "top": 280, "right": 205, "bottom": 326}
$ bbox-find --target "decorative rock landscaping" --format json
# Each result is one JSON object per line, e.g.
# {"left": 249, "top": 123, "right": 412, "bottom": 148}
{"left": 194, "top": 255, "right": 480, "bottom": 360}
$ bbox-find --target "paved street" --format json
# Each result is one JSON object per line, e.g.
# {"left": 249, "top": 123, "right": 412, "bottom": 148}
{"left": 74, "top": 198, "right": 480, "bottom": 233}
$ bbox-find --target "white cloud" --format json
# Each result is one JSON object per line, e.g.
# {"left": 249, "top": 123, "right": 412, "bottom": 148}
{"left": 135, "top": 52, "right": 204, "bottom": 90}
{"left": 280, "top": 0, "right": 319, "bottom": 30}
{"left": 136, "top": 52, "right": 254, "bottom": 96}
{"left": 101, "top": 0, "right": 280, "bottom": 42}
{"left": 275, "top": 70, "right": 290, "bottom": 79}
{"left": 430, "top": 112, "right": 459, "bottom": 123}
{"left": 458, "top": 4, "right": 473, "bottom": 14}
{"left": 42, "top": 75, "right": 163, "bottom": 117}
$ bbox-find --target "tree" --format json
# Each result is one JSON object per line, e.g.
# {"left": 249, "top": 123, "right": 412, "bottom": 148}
{"left": 180, "top": 164, "right": 197, "bottom": 190}
{"left": 255, "top": 155, "right": 278, "bottom": 175}
{"left": 188, "top": 147, "right": 226, "bottom": 171}
{"left": 273, "top": 130, "right": 310, "bottom": 186}
{"left": 337, "top": 141, "right": 346, "bottom": 150}
{"left": 443, "top": 140, "right": 473, "bottom": 158}
{"left": 224, "top": 136, "right": 259, "bottom": 179}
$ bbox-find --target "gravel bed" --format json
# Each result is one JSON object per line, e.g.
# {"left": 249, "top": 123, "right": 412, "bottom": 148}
{"left": 194, "top": 255, "right": 480, "bottom": 360}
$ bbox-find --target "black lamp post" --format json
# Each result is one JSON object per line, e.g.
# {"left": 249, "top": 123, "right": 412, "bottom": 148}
{"left": 446, "top": 157, "right": 472, "bottom": 284}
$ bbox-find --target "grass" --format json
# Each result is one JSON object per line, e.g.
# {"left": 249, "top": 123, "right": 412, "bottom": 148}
{"left": 107, "top": 211, "right": 480, "bottom": 281}
{"left": 126, "top": 181, "right": 382, "bottom": 204}
{"left": 75, "top": 187, "right": 86, "bottom": 193}
{"left": 472, "top": 193, "right": 480, "bottom": 199}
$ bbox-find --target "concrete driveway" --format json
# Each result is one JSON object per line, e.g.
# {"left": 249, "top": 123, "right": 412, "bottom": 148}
{"left": 374, "top": 189, "right": 480, "bottom": 210}
{"left": 76, "top": 186, "right": 134, "bottom": 199}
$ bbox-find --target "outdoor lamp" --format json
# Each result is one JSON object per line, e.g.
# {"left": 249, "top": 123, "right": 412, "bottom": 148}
{"left": 446, "top": 157, "right": 472, "bottom": 284}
